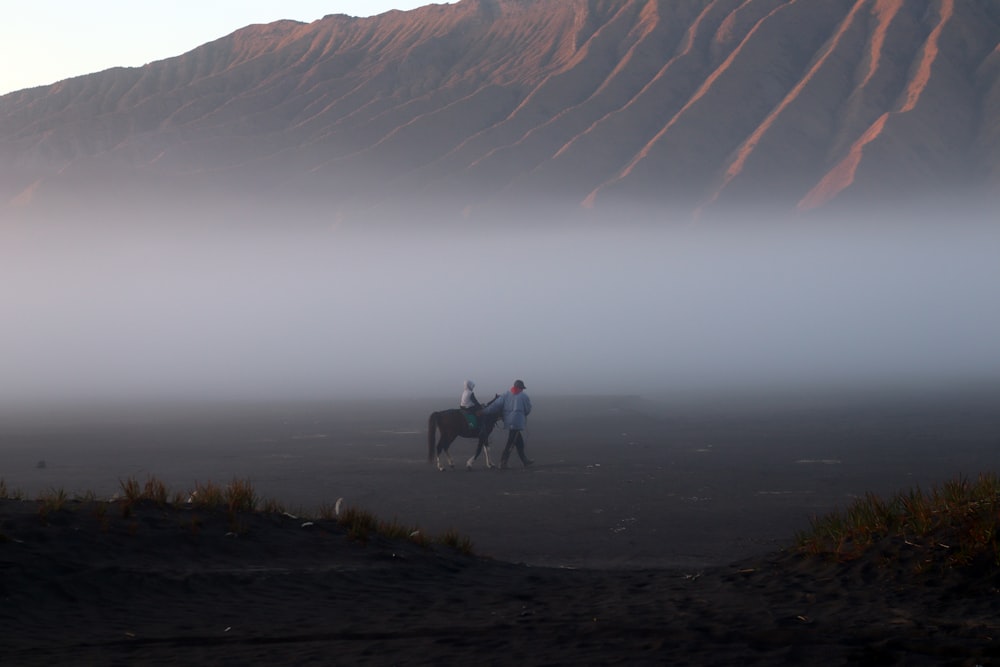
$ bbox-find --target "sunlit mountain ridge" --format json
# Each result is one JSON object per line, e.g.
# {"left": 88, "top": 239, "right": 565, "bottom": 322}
{"left": 1, "top": 0, "right": 997, "bottom": 223}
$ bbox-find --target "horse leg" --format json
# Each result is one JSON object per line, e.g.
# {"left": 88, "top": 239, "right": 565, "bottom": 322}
{"left": 436, "top": 439, "right": 445, "bottom": 471}
{"left": 437, "top": 436, "right": 456, "bottom": 471}
{"left": 481, "top": 435, "right": 495, "bottom": 470}
{"left": 466, "top": 438, "right": 483, "bottom": 470}
{"left": 467, "top": 433, "right": 494, "bottom": 470}
{"left": 466, "top": 426, "right": 493, "bottom": 470}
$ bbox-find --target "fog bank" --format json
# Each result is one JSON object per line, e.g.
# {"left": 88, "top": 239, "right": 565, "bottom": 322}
{"left": 2, "top": 210, "right": 999, "bottom": 406}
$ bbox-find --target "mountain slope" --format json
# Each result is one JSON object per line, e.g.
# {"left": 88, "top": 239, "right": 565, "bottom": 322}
{"left": 1, "top": 0, "right": 997, "bottom": 223}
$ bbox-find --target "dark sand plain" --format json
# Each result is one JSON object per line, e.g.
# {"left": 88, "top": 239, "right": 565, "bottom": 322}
{"left": 2, "top": 386, "right": 1000, "bottom": 664}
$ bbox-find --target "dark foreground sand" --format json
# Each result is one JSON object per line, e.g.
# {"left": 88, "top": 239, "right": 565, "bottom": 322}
{"left": 2, "top": 388, "right": 1000, "bottom": 664}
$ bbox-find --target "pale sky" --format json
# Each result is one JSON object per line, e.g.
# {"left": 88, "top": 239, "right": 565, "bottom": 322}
{"left": 0, "top": 2, "right": 454, "bottom": 96}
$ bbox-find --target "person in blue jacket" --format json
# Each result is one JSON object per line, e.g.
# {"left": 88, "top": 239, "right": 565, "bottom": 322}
{"left": 483, "top": 379, "right": 533, "bottom": 469}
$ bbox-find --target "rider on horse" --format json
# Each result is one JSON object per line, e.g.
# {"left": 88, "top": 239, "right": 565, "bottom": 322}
{"left": 460, "top": 380, "right": 482, "bottom": 410}
{"left": 460, "top": 380, "right": 482, "bottom": 431}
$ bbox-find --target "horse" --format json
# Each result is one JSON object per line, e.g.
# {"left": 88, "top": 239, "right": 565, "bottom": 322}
{"left": 427, "top": 395, "right": 502, "bottom": 471}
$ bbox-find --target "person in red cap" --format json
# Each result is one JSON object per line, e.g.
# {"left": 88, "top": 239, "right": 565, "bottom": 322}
{"left": 483, "top": 379, "right": 533, "bottom": 468}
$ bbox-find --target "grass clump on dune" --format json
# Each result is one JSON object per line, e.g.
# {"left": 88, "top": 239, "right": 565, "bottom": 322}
{"left": 438, "top": 528, "right": 475, "bottom": 555}
{"left": 0, "top": 479, "right": 26, "bottom": 501}
{"left": 333, "top": 502, "right": 473, "bottom": 553}
{"left": 796, "top": 472, "right": 1000, "bottom": 572}
{"left": 37, "top": 487, "right": 69, "bottom": 516}
{"left": 223, "top": 477, "right": 259, "bottom": 513}
{"left": 1, "top": 475, "right": 475, "bottom": 556}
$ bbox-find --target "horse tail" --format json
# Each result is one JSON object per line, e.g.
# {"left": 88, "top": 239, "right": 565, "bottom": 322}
{"left": 427, "top": 412, "right": 439, "bottom": 463}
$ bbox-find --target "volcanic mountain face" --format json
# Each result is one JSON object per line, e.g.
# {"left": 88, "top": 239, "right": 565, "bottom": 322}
{"left": 1, "top": 0, "right": 997, "bottom": 224}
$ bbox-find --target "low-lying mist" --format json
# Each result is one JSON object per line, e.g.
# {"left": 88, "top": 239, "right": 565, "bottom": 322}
{"left": 2, "top": 207, "right": 999, "bottom": 407}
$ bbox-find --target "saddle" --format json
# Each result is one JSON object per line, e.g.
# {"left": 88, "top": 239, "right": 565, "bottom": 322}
{"left": 461, "top": 410, "right": 478, "bottom": 431}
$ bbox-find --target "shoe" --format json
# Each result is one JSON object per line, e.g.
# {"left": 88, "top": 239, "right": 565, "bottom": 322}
{"left": 523, "top": 459, "right": 535, "bottom": 467}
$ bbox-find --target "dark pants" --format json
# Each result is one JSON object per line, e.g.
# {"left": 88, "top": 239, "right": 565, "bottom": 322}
{"left": 501, "top": 429, "right": 530, "bottom": 466}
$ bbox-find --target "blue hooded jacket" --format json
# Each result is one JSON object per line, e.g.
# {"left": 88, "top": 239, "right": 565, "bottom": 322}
{"left": 483, "top": 384, "right": 531, "bottom": 430}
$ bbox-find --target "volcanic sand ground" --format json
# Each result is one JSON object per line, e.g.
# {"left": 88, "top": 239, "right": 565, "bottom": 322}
{"left": 2, "top": 387, "right": 1000, "bottom": 664}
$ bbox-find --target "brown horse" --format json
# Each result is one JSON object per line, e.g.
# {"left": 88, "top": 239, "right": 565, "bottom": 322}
{"left": 427, "top": 395, "right": 502, "bottom": 471}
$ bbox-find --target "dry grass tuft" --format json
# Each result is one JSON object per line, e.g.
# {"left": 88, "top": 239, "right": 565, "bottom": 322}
{"left": 0, "top": 478, "right": 23, "bottom": 501}
{"left": 37, "top": 487, "right": 69, "bottom": 514}
{"left": 143, "top": 476, "right": 169, "bottom": 506}
{"left": 119, "top": 477, "right": 142, "bottom": 503}
{"left": 260, "top": 497, "right": 286, "bottom": 515}
{"left": 437, "top": 528, "right": 475, "bottom": 555}
{"left": 190, "top": 480, "right": 224, "bottom": 508}
{"left": 337, "top": 504, "right": 381, "bottom": 542}
{"left": 796, "top": 472, "right": 1000, "bottom": 572}
{"left": 224, "top": 478, "right": 259, "bottom": 514}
